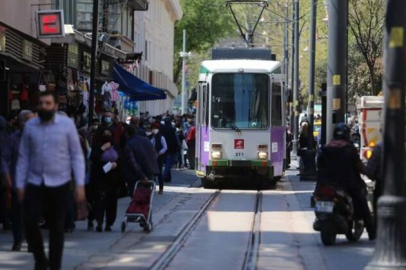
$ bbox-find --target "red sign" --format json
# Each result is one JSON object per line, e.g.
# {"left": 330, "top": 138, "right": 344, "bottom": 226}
{"left": 37, "top": 10, "right": 65, "bottom": 38}
{"left": 234, "top": 139, "right": 244, "bottom": 149}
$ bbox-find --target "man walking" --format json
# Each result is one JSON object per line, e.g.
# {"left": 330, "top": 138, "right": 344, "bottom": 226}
{"left": 16, "top": 91, "right": 86, "bottom": 270}
{"left": 125, "top": 125, "right": 159, "bottom": 188}
{"left": 1, "top": 110, "right": 34, "bottom": 251}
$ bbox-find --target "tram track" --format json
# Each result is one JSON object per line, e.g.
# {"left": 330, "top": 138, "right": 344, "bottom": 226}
{"left": 151, "top": 190, "right": 264, "bottom": 270}
{"left": 242, "top": 191, "right": 263, "bottom": 270}
{"left": 150, "top": 190, "right": 221, "bottom": 270}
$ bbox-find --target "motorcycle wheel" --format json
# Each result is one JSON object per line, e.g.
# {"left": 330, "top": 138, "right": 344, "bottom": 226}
{"left": 321, "top": 228, "right": 337, "bottom": 246}
{"left": 345, "top": 220, "right": 364, "bottom": 242}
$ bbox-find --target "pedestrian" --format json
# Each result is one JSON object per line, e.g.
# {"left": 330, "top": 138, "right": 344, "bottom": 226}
{"left": 16, "top": 91, "right": 86, "bottom": 270}
{"left": 130, "top": 116, "right": 146, "bottom": 137}
{"left": 149, "top": 123, "right": 167, "bottom": 194}
{"left": 160, "top": 118, "right": 180, "bottom": 182}
{"left": 94, "top": 110, "right": 124, "bottom": 147}
{"left": 91, "top": 128, "right": 120, "bottom": 232}
{"left": 175, "top": 122, "right": 187, "bottom": 170}
{"left": 5, "top": 113, "right": 17, "bottom": 135}
{"left": 87, "top": 118, "right": 100, "bottom": 147}
{"left": 298, "top": 122, "right": 310, "bottom": 175}
{"left": 125, "top": 125, "right": 159, "bottom": 187}
{"left": 0, "top": 115, "right": 11, "bottom": 232}
{"left": 1, "top": 111, "right": 35, "bottom": 250}
{"left": 186, "top": 119, "right": 196, "bottom": 170}
{"left": 286, "top": 126, "right": 292, "bottom": 169}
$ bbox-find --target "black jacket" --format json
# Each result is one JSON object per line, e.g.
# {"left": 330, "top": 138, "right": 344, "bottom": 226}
{"left": 160, "top": 124, "right": 180, "bottom": 154}
{"left": 317, "top": 139, "right": 365, "bottom": 192}
{"left": 90, "top": 144, "right": 121, "bottom": 191}
{"left": 125, "top": 135, "right": 159, "bottom": 180}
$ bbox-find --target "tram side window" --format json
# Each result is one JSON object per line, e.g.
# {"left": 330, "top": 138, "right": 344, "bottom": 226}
{"left": 204, "top": 84, "right": 209, "bottom": 126}
{"left": 272, "top": 83, "right": 283, "bottom": 126}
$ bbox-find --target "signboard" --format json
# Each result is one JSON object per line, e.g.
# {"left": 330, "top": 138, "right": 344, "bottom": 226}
{"left": 67, "top": 44, "right": 79, "bottom": 68}
{"left": 0, "top": 27, "right": 5, "bottom": 52}
{"left": 83, "top": 51, "right": 91, "bottom": 73}
{"left": 22, "top": 40, "right": 33, "bottom": 61}
{"left": 37, "top": 10, "right": 65, "bottom": 38}
{"left": 234, "top": 139, "right": 245, "bottom": 149}
{"left": 101, "top": 60, "right": 111, "bottom": 76}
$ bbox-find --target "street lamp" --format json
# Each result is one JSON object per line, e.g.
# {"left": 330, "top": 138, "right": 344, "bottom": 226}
{"left": 366, "top": 0, "right": 406, "bottom": 268}
{"left": 179, "top": 30, "right": 192, "bottom": 115}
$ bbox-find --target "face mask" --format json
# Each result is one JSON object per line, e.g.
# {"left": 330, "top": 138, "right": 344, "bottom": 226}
{"left": 103, "top": 117, "right": 112, "bottom": 124}
{"left": 152, "top": 129, "right": 159, "bottom": 135}
{"left": 146, "top": 131, "right": 152, "bottom": 136}
{"left": 38, "top": 109, "right": 56, "bottom": 122}
{"left": 91, "top": 125, "right": 98, "bottom": 131}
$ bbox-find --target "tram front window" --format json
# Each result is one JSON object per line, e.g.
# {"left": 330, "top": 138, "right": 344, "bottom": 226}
{"left": 211, "top": 73, "right": 270, "bottom": 129}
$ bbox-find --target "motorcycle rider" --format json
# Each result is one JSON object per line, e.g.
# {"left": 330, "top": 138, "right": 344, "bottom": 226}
{"left": 316, "top": 123, "right": 376, "bottom": 240}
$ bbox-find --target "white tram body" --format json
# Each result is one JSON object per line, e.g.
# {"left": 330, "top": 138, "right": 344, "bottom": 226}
{"left": 195, "top": 58, "right": 286, "bottom": 188}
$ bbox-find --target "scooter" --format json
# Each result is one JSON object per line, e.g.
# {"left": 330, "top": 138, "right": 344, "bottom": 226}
{"left": 313, "top": 185, "right": 364, "bottom": 246}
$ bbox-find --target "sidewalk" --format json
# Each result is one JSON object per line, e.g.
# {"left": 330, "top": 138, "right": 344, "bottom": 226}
{"left": 0, "top": 170, "right": 199, "bottom": 270}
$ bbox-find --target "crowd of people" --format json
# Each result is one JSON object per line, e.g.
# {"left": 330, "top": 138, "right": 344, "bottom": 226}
{"left": 0, "top": 90, "right": 197, "bottom": 269}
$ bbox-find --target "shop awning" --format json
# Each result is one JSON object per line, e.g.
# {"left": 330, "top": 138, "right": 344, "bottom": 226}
{"left": 113, "top": 64, "right": 166, "bottom": 101}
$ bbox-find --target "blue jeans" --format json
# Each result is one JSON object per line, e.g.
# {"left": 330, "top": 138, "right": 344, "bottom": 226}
{"left": 163, "top": 152, "right": 177, "bottom": 182}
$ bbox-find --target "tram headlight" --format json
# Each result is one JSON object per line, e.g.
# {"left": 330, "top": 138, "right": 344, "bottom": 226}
{"left": 211, "top": 151, "right": 222, "bottom": 159}
{"left": 258, "top": 151, "right": 268, "bottom": 160}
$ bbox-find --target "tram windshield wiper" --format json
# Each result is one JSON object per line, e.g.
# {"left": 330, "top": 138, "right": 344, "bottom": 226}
{"left": 219, "top": 111, "right": 242, "bottom": 134}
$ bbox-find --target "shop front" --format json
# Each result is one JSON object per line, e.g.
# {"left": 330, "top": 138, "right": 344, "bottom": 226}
{"left": 45, "top": 29, "right": 118, "bottom": 123}
{"left": 0, "top": 23, "right": 47, "bottom": 117}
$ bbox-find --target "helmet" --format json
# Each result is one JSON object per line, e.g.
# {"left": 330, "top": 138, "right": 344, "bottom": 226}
{"left": 333, "top": 123, "right": 351, "bottom": 141}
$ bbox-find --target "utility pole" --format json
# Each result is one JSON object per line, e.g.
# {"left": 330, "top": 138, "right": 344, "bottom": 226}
{"left": 292, "top": 0, "right": 299, "bottom": 154}
{"left": 326, "top": 0, "right": 347, "bottom": 142}
{"left": 284, "top": 2, "right": 289, "bottom": 119}
{"left": 89, "top": 0, "right": 99, "bottom": 124}
{"left": 308, "top": 0, "right": 317, "bottom": 149}
{"left": 366, "top": 0, "right": 406, "bottom": 268}
{"left": 290, "top": 0, "right": 295, "bottom": 130}
{"left": 181, "top": 29, "right": 186, "bottom": 115}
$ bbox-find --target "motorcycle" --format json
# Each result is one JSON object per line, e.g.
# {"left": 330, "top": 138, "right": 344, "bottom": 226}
{"left": 313, "top": 185, "right": 364, "bottom": 246}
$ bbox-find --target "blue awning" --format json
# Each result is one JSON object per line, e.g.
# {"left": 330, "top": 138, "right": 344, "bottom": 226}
{"left": 113, "top": 64, "right": 166, "bottom": 101}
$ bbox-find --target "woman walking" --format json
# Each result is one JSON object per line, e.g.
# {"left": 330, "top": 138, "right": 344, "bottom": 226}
{"left": 148, "top": 123, "right": 167, "bottom": 194}
{"left": 91, "top": 128, "right": 120, "bottom": 232}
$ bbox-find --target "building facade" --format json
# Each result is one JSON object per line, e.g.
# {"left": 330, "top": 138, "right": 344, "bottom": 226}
{"left": 133, "top": 0, "right": 182, "bottom": 115}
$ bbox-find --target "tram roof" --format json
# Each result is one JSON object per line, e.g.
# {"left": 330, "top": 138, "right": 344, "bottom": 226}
{"left": 200, "top": 60, "right": 282, "bottom": 74}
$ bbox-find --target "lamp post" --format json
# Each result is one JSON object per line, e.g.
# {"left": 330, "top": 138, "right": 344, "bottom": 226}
{"left": 308, "top": 0, "right": 317, "bottom": 149}
{"left": 292, "top": 0, "right": 300, "bottom": 154}
{"left": 89, "top": 0, "right": 99, "bottom": 124}
{"left": 180, "top": 30, "right": 191, "bottom": 115}
{"left": 366, "top": 0, "right": 406, "bottom": 268}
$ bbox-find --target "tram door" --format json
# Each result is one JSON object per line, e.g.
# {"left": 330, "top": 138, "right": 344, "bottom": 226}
{"left": 196, "top": 82, "right": 209, "bottom": 170}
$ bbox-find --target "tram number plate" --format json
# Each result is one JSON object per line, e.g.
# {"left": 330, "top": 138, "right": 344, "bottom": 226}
{"left": 315, "top": 201, "right": 334, "bottom": 213}
{"left": 235, "top": 152, "right": 244, "bottom": 157}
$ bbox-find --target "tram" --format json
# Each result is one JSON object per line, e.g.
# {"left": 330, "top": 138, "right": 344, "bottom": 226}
{"left": 195, "top": 48, "right": 286, "bottom": 188}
